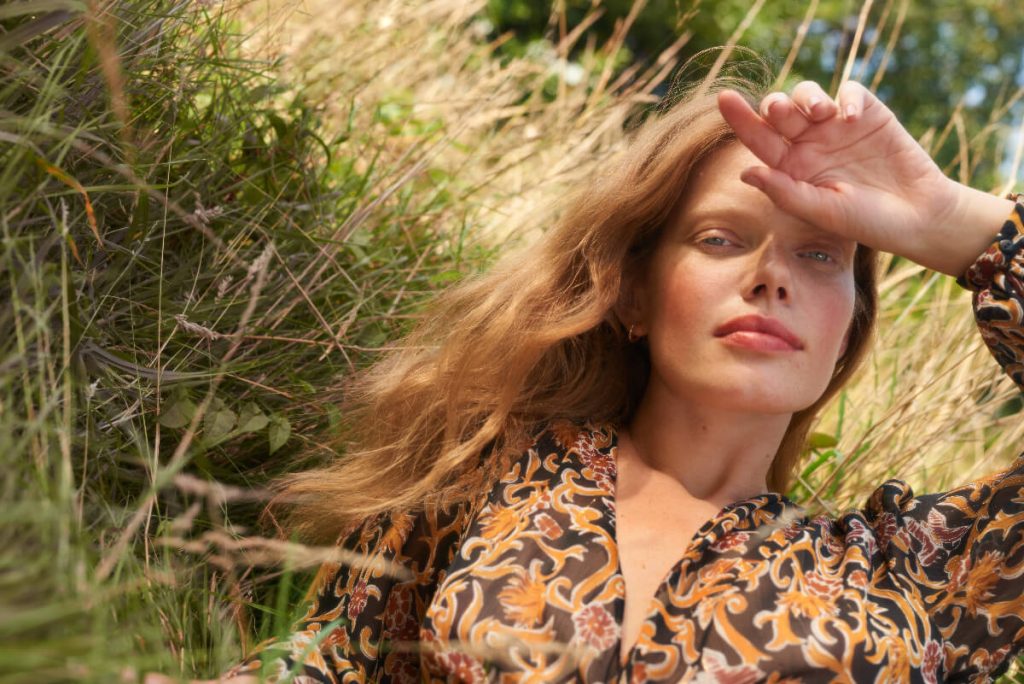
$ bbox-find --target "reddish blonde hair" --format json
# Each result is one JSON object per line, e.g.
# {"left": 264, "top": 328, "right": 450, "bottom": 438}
{"left": 273, "top": 76, "right": 878, "bottom": 542}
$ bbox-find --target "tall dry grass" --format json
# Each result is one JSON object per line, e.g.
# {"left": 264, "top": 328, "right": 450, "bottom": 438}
{"left": 2, "top": 0, "right": 1023, "bottom": 681}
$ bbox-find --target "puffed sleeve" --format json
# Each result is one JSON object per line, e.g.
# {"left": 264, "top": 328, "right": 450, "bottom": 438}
{"left": 223, "top": 501, "right": 477, "bottom": 683}
{"left": 861, "top": 457, "right": 1024, "bottom": 680}
{"left": 856, "top": 198, "right": 1024, "bottom": 680}
{"left": 957, "top": 197, "right": 1024, "bottom": 390}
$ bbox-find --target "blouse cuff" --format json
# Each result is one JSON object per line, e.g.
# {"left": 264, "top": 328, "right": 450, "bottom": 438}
{"left": 956, "top": 192, "right": 1024, "bottom": 292}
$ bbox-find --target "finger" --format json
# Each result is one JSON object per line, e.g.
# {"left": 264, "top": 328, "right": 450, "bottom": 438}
{"left": 717, "top": 90, "right": 788, "bottom": 168}
{"left": 759, "top": 93, "right": 812, "bottom": 141}
{"left": 837, "top": 80, "right": 868, "bottom": 121}
{"left": 740, "top": 166, "right": 846, "bottom": 233}
{"left": 791, "top": 81, "right": 838, "bottom": 122}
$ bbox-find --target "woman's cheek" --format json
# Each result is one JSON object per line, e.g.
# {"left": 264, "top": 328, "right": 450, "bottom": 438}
{"left": 812, "top": 278, "right": 856, "bottom": 353}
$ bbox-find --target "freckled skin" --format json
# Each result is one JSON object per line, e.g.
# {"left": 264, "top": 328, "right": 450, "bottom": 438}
{"left": 636, "top": 143, "right": 856, "bottom": 415}
{"left": 614, "top": 143, "right": 858, "bottom": 661}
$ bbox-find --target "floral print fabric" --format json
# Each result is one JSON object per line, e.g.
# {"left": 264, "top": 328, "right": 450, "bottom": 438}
{"left": 229, "top": 202, "right": 1024, "bottom": 683}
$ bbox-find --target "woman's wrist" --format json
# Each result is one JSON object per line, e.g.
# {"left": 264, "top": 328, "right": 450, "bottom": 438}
{"left": 929, "top": 180, "right": 1016, "bottom": 278}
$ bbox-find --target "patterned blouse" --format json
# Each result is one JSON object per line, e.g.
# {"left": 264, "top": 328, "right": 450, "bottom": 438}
{"left": 230, "top": 202, "right": 1024, "bottom": 683}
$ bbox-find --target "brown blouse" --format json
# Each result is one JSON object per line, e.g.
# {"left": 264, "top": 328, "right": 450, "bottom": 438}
{"left": 228, "top": 202, "right": 1024, "bottom": 682}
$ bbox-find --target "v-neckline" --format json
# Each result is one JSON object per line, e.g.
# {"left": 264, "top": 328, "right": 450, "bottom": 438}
{"left": 596, "top": 424, "right": 790, "bottom": 669}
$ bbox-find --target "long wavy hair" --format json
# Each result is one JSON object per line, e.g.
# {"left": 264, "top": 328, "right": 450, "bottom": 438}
{"left": 274, "top": 75, "right": 878, "bottom": 543}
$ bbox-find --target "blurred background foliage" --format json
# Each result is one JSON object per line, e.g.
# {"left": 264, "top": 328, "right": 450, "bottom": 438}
{"left": 487, "top": 0, "right": 1024, "bottom": 188}
{"left": 1, "top": 0, "right": 1023, "bottom": 681}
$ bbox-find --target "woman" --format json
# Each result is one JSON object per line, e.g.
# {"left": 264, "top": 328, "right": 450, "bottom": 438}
{"left": 211, "top": 75, "right": 1024, "bottom": 682}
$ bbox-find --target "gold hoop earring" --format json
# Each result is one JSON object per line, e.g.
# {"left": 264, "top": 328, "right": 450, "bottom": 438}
{"left": 628, "top": 324, "right": 640, "bottom": 343}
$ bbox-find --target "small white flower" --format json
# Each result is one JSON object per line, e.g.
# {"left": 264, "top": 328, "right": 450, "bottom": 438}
{"left": 470, "top": 18, "right": 493, "bottom": 40}
{"left": 562, "top": 62, "right": 585, "bottom": 86}
{"left": 550, "top": 58, "right": 585, "bottom": 87}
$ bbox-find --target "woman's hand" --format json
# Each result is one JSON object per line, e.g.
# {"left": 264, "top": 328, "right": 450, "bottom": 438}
{"left": 717, "top": 80, "right": 1014, "bottom": 276}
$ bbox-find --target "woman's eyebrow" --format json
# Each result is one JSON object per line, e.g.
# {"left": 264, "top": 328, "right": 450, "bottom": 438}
{"left": 684, "top": 207, "right": 757, "bottom": 223}
{"left": 684, "top": 208, "right": 855, "bottom": 248}
{"left": 685, "top": 208, "right": 842, "bottom": 238}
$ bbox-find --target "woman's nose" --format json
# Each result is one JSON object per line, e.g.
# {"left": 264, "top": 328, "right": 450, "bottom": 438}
{"left": 744, "top": 245, "right": 791, "bottom": 301}
{"left": 749, "top": 282, "right": 788, "bottom": 300}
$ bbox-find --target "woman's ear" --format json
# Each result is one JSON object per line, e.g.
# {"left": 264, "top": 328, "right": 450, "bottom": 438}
{"left": 615, "top": 269, "right": 647, "bottom": 337}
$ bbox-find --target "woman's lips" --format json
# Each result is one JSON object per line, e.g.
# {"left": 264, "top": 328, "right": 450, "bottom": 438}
{"left": 713, "top": 315, "right": 804, "bottom": 352}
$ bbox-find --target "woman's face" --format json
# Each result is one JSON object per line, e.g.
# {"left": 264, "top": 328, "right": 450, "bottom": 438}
{"left": 628, "top": 143, "right": 857, "bottom": 414}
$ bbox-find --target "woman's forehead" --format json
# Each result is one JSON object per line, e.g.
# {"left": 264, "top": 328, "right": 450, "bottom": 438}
{"left": 688, "top": 143, "right": 760, "bottom": 191}
{"left": 679, "top": 145, "right": 853, "bottom": 246}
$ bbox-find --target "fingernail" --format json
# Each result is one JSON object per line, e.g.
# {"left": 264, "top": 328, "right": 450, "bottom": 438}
{"left": 844, "top": 103, "right": 857, "bottom": 120}
{"left": 744, "top": 173, "right": 765, "bottom": 191}
{"left": 807, "top": 96, "right": 822, "bottom": 114}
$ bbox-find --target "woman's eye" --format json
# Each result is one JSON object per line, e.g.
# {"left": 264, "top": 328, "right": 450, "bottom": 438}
{"left": 700, "top": 236, "right": 732, "bottom": 247}
{"left": 802, "top": 250, "right": 834, "bottom": 263}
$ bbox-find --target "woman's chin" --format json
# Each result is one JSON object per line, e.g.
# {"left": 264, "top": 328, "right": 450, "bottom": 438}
{"left": 690, "top": 384, "right": 824, "bottom": 415}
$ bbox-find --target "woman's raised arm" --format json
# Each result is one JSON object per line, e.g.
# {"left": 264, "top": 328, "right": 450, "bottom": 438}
{"left": 717, "top": 80, "right": 1015, "bottom": 277}
{"left": 717, "top": 79, "right": 1024, "bottom": 390}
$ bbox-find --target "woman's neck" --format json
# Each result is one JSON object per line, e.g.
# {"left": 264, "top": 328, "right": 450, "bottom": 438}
{"left": 623, "top": 379, "right": 791, "bottom": 504}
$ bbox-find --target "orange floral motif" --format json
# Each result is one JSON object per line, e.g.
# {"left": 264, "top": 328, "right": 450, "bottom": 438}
{"left": 803, "top": 569, "right": 842, "bottom": 604}
{"left": 480, "top": 504, "right": 521, "bottom": 540}
{"left": 382, "top": 512, "right": 416, "bottom": 553}
{"left": 947, "top": 554, "right": 971, "bottom": 591}
{"left": 549, "top": 419, "right": 583, "bottom": 449}
{"left": 776, "top": 582, "right": 838, "bottom": 620}
{"left": 525, "top": 487, "right": 552, "bottom": 513}
{"left": 879, "top": 633, "right": 912, "bottom": 681}
{"left": 498, "top": 572, "right": 547, "bottom": 627}
{"left": 323, "top": 626, "right": 349, "bottom": 651}
{"left": 700, "top": 558, "right": 741, "bottom": 585}
{"left": 964, "top": 550, "right": 1004, "bottom": 615}
{"left": 970, "top": 642, "right": 1014, "bottom": 675}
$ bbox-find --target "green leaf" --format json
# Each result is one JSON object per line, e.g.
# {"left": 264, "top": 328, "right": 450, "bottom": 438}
{"left": 237, "top": 403, "right": 270, "bottom": 434}
{"left": 269, "top": 414, "right": 291, "bottom": 454}
{"left": 428, "top": 269, "right": 463, "bottom": 284}
{"left": 0, "top": 1, "right": 85, "bottom": 21}
{"left": 204, "top": 405, "right": 237, "bottom": 444}
{"left": 158, "top": 396, "right": 196, "bottom": 429}
{"left": 996, "top": 395, "right": 1024, "bottom": 418}
{"left": 325, "top": 404, "right": 342, "bottom": 428}
{"left": 807, "top": 432, "right": 838, "bottom": 450}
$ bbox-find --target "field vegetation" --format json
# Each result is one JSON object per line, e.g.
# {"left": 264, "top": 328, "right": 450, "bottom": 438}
{"left": 2, "top": 0, "right": 1023, "bottom": 681}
